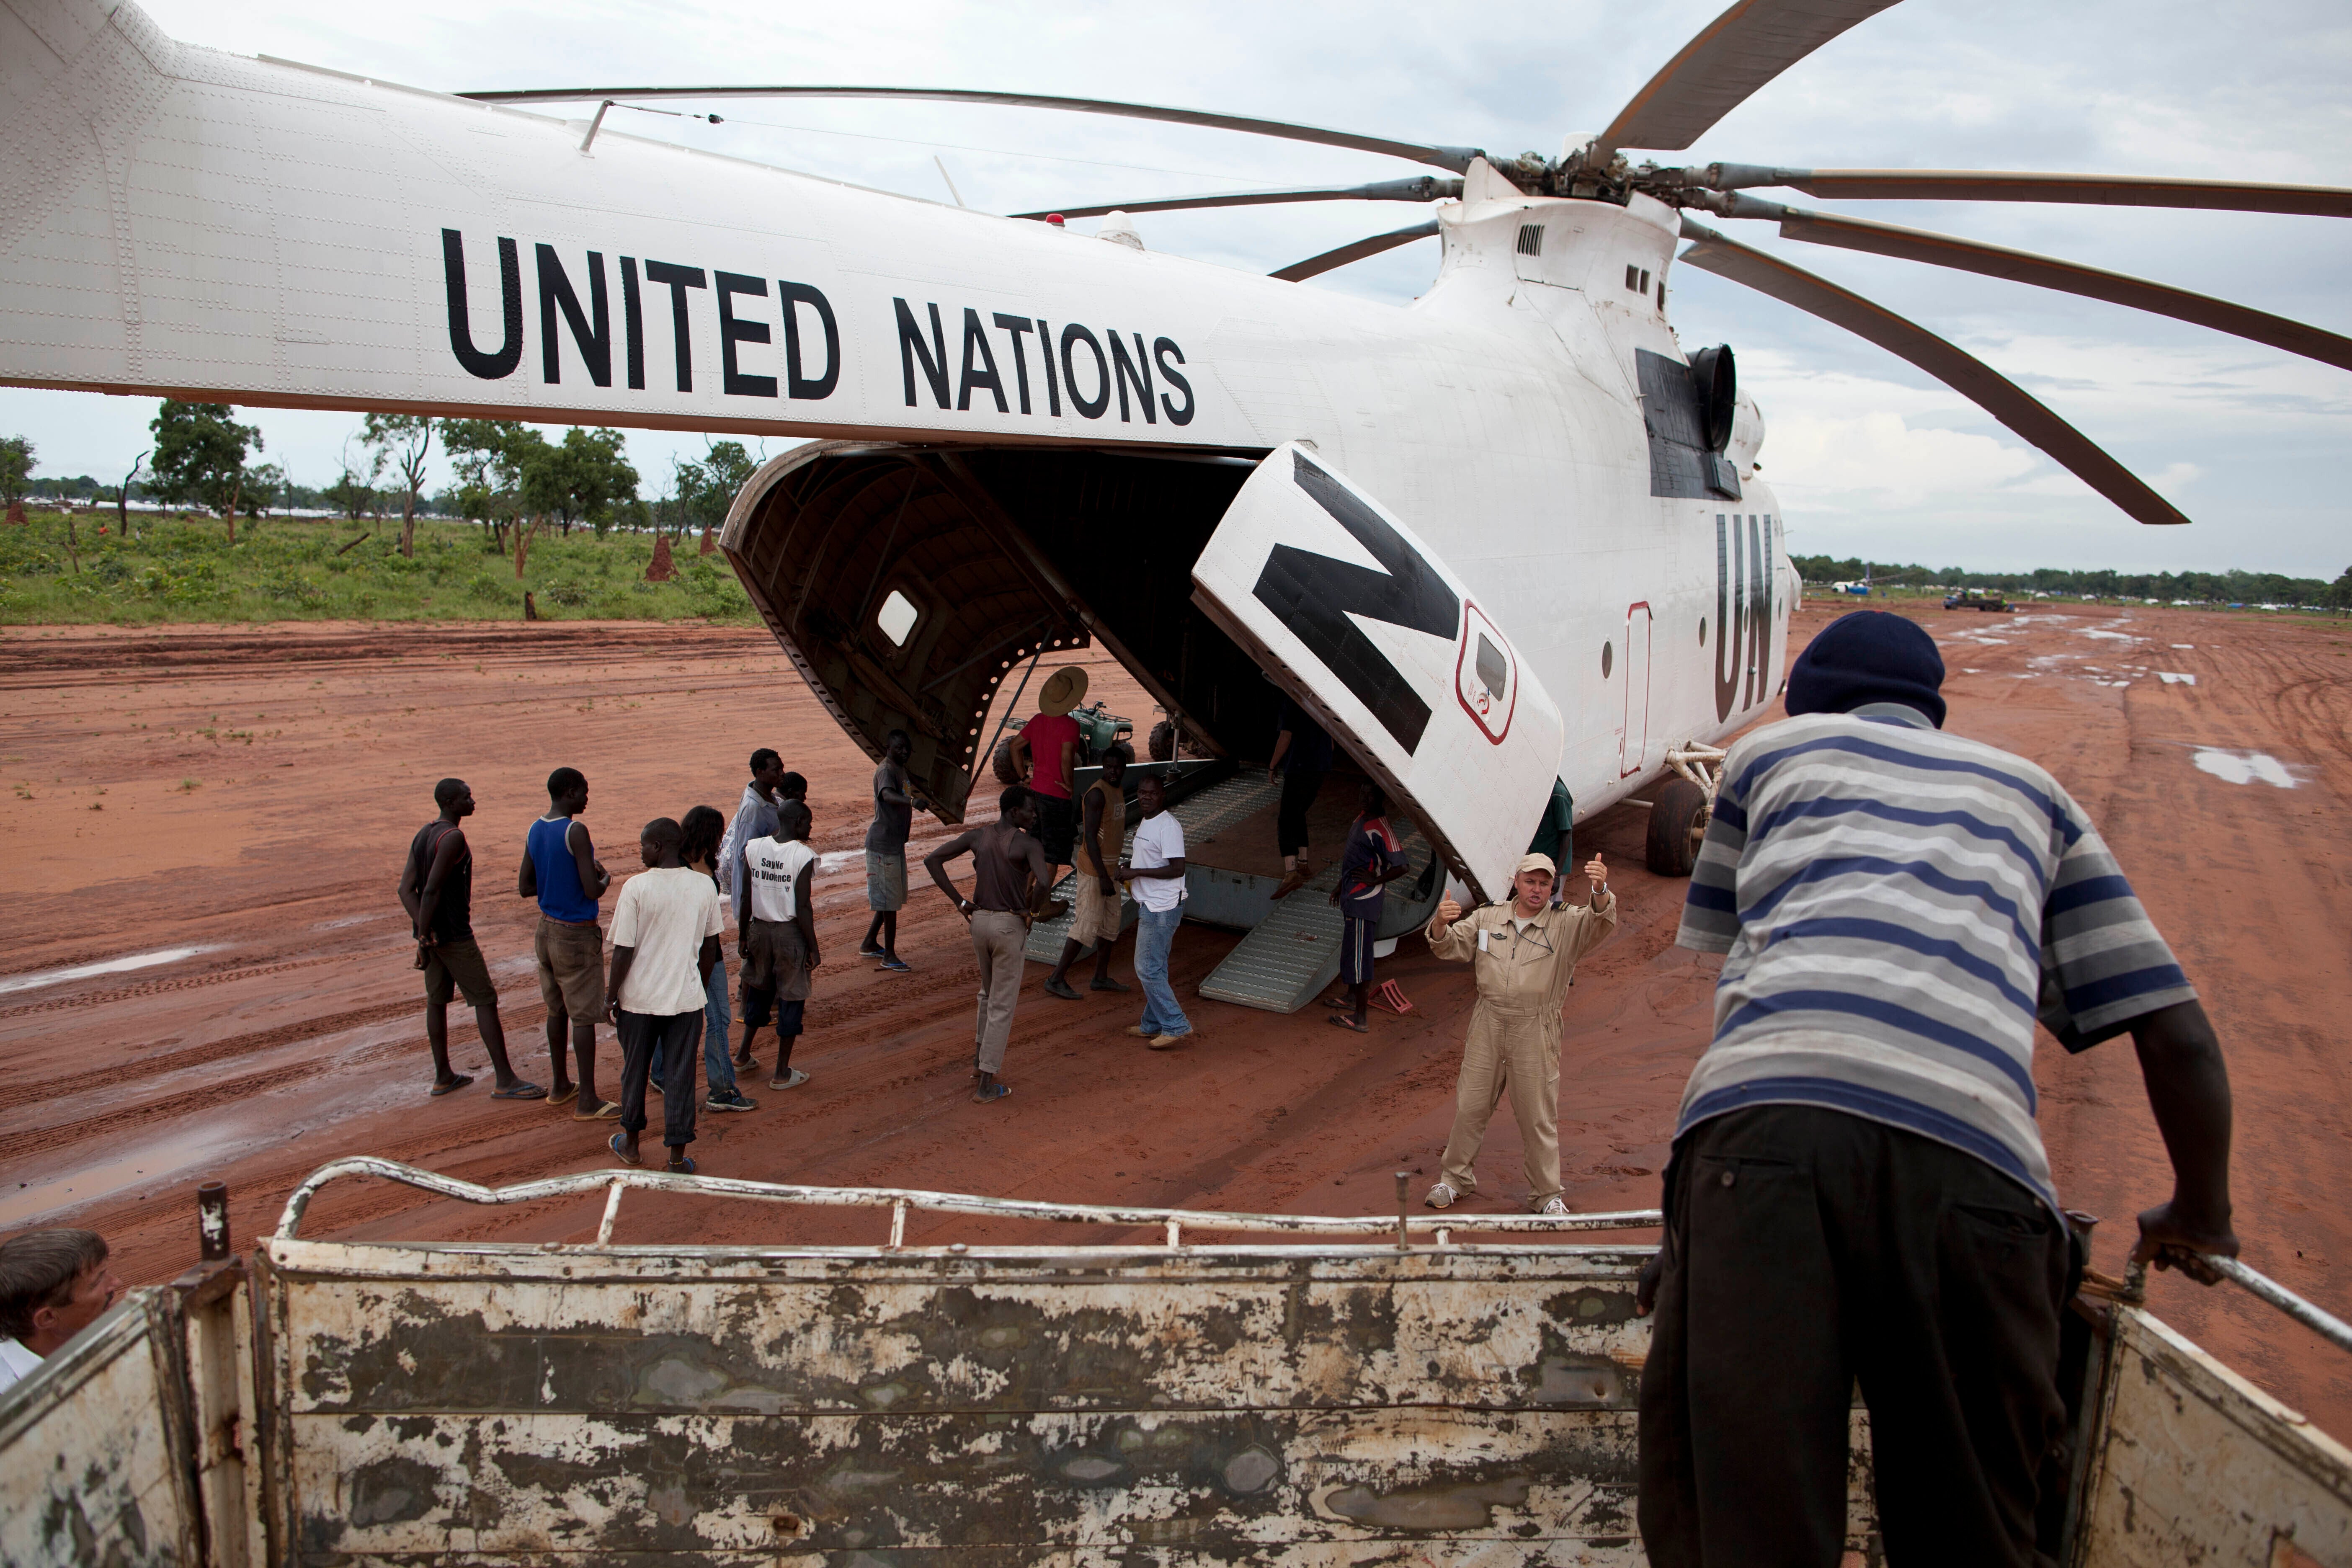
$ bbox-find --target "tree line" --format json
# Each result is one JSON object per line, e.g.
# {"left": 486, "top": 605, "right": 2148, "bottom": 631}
{"left": 0, "top": 404, "right": 762, "bottom": 565}
{"left": 1792, "top": 554, "right": 2352, "bottom": 609}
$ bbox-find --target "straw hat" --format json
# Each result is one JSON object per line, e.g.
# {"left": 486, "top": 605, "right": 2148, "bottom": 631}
{"left": 1037, "top": 664, "right": 1088, "bottom": 714}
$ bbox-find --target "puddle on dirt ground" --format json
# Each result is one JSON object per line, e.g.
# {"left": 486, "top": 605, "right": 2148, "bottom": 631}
{"left": 2193, "top": 749, "right": 2301, "bottom": 788}
{"left": 0, "top": 1127, "right": 231, "bottom": 1228}
{"left": 0, "top": 944, "right": 221, "bottom": 996}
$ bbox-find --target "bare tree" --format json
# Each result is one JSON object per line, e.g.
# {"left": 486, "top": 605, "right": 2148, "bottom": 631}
{"left": 364, "top": 415, "right": 435, "bottom": 557}
{"left": 117, "top": 449, "right": 147, "bottom": 539}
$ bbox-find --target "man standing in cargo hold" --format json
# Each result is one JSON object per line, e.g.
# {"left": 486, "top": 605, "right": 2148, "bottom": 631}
{"left": 1010, "top": 665, "right": 1088, "bottom": 901}
{"left": 519, "top": 767, "right": 614, "bottom": 1119}
{"left": 1635, "top": 610, "right": 2239, "bottom": 1568}
{"left": 1423, "top": 851, "right": 1617, "bottom": 1215}
{"left": 924, "top": 786, "right": 1054, "bottom": 1103}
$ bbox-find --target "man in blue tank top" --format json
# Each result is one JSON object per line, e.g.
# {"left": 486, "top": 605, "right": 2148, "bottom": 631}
{"left": 518, "top": 767, "right": 614, "bottom": 1119}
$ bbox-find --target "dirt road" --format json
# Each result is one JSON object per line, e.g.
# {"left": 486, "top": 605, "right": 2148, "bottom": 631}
{"left": 2, "top": 605, "right": 2347, "bottom": 1432}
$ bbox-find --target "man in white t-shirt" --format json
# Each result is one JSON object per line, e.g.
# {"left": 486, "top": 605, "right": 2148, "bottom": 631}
{"left": 1117, "top": 774, "right": 1191, "bottom": 1049}
{"left": 740, "top": 800, "right": 822, "bottom": 1092}
{"left": 0, "top": 1228, "right": 124, "bottom": 1393}
{"left": 605, "top": 817, "right": 725, "bottom": 1173}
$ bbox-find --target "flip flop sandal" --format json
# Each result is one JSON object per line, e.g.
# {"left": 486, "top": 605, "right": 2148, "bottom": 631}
{"left": 1327, "top": 1015, "right": 1369, "bottom": 1034}
{"left": 1321, "top": 997, "right": 1352, "bottom": 1010}
{"left": 666, "top": 1155, "right": 697, "bottom": 1174}
{"left": 974, "top": 1082, "right": 1012, "bottom": 1103}
{"left": 491, "top": 1081, "right": 547, "bottom": 1101}
{"left": 429, "top": 1074, "right": 475, "bottom": 1097}
{"left": 608, "top": 1132, "right": 638, "bottom": 1166}
{"left": 572, "top": 1099, "right": 622, "bottom": 1121}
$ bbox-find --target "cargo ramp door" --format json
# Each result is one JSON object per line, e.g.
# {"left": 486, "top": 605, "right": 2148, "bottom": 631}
{"left": 1188, "top": 442, "right": 1564, "bottom": 905}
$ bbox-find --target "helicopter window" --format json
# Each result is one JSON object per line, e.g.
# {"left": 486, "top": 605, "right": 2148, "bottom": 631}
{"left": 1601, "top": 640, "right": 1614, "bottom": 679}
{"left": 1699, "top": 617, "right": 1707, "bottom": 646}
{"left": 876, "top": 589, "right": 920, "bottom": 647}
{"left": 1625, "top": 264, "right": 1641, "bottom": 291}
{"left": 1516, "top": 224, "right": 1545, "bottom": 257}
{"left": 1475, "top": 633, "right": 1508, "bottom": 696}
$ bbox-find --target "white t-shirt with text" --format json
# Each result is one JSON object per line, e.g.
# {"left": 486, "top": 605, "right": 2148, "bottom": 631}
{"left": 1130, "top": 812, "right": 1188, "bottom": 913}
{"left": 745, "top": 837, "right": 818, "bottom": 924}
{"left": 609, "top": 865, "right": 725, "bottom": 1016}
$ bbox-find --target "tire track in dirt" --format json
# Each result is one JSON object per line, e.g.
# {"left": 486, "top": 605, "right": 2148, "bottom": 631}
{"left": 0, "top": 995, "right": 550, "bottom": 1111}
{"left": 0, "top": 952, "right": 371, "bottom": 1021}
{"left": 15, "top": 1001, "right": 560, "bottom": 1154}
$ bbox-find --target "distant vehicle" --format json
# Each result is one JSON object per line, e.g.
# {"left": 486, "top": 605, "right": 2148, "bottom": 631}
{"left": 1829, "top": 580, "right": 1872, "bottom": 597}
{"left": 1944, "top": 589, "right": 2010, "bottom": 611}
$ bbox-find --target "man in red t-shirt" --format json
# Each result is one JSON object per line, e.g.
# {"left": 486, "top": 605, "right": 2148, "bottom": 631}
{"left": 1011, "top": 665, "right": 1087, "bottom": 899}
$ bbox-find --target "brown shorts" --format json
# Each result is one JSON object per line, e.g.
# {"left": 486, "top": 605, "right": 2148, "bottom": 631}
{"left": 534, "top": 916, "right": 605, "bottom": 1021}
{"left": 423, "top": 936, "right": 497, "bottom": 1008}
{"left": 739, "top": 916, "right": 812, "bottom": 1003}
{"left": 1069, "top": 872, "right": 1125, "bottom": 947}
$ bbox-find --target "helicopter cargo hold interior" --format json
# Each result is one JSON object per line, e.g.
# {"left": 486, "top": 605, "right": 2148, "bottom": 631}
{"left": 721, "top": 444, "right": 1280, "bottom": 820}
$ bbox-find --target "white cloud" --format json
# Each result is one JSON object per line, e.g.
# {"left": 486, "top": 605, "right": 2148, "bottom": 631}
{"left": 1763, "top": 410, "right": 2037, "bottom": 509}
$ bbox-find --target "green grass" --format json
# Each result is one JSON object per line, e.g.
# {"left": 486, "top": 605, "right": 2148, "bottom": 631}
{"left": 0, "top": 510, "right": 758, "bottom": 625}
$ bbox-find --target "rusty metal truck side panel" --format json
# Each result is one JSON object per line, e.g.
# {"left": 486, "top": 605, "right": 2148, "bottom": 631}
{"left": 256, "top": 1236, "right": 1882, "bottom": 1561}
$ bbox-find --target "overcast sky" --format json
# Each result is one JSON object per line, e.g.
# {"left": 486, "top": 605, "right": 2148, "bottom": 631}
{"left": 5, "top": 0, "right": 2346, "bottom": 575}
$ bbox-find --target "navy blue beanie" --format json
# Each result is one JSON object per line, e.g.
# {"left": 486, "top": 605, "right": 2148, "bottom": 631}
{"left": 1785, "top": 610, "right": 1946, "bottom": 728}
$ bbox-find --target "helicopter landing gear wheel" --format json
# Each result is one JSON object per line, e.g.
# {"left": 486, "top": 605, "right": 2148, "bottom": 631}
{"left": 1646, "top": 778, "right": 1710, "bottom": 878}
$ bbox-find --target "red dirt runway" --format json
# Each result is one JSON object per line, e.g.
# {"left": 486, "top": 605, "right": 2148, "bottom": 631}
{"left": 1, "top": 604, "right": 2346, "bottom": 1432}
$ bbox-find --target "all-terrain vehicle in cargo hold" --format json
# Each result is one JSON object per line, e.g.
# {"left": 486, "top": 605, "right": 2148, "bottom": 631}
{"left": 6, "top": 1161, "right": 2348, "bottom": 1565}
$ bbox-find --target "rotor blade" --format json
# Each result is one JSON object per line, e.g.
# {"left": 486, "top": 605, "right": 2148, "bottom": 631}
{"left": 1272, "top": 220, "right": 1442, "bottom": 283}
{"left": 1596, "top": 0, "right": 1903, "bottom": 156}
{"left": 1011, "top": 177, "right": 1462, "bottom": 222}
{"left": 1675, "top": 218, "right": 2190, "bottom": 526}
{"left": 457, "top": 85, "right": 1484, "bottom": 174}
{"left": 1700, "top": 165, "right": 2352, "bottom": 217}
{"left": 1703, "top": 194, "right": 2352, "bottom": 371}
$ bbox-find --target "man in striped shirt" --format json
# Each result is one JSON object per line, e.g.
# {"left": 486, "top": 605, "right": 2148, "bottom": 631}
{"left": 1636, "top": 610, "right": 2238, "bottom": 1568}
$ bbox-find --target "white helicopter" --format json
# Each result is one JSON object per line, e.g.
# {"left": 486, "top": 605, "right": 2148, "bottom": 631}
{"left": 4, "top": 0, "right": 2346, "bottom": 902}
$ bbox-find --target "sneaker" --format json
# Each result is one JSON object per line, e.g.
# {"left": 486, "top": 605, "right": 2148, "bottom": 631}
{"left": 1535, "top": 1196, "right": 1571, "bottom": 1217}
{"left": 877, "top": 956, "right": 911, "bottom": 973}
{"left": 704, "top": 1087, "right": 758, "bottom": 1112}
{"left": 769, "top": 1068, "right": 810, "bottom": 1091}
{"left": 1148, "top": 1032, "right": 1186, "bottom": 1050}
{"left": 1424, "top": 1181, "right": 1459, "bottom": 1210}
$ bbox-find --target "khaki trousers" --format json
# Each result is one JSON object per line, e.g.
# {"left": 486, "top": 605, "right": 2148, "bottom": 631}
{"left": 1439, "top": 1001, "right": 1563, "bottom": 1206}
{"left": 970, "top": 910, "right": 1027, "bottom": 1075}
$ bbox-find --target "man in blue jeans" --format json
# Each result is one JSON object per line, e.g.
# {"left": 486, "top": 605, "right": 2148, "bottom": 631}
{"left": 1118, "top": 774, "right": 1190, "bottom": 1049}
{"left": 680, "top": 805, "right": 756, "bottom": 1114}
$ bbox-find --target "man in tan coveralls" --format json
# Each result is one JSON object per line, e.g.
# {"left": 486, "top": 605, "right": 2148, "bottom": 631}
{"left": 1424, "top": 851, "right": 1617, "bottom": 1215}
